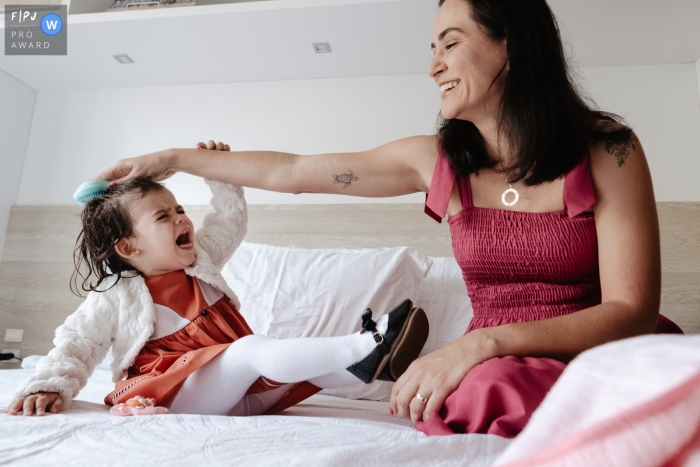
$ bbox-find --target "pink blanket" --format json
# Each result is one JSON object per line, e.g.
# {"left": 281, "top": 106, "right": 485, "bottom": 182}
{"left": 494, "top": 334, "right": 700, "bottom": 467}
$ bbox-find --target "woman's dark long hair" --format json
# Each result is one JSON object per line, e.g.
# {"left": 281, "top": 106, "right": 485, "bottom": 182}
{"left": 437, "top": 0, "right": 632, "bottom": 185}
{"left": 71, "top": 177, "right": 164, "bottom": 297}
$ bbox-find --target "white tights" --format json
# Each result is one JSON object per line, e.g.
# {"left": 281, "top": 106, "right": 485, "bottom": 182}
{"left": 167, "top": 315, "right": 388, "bottom": 416}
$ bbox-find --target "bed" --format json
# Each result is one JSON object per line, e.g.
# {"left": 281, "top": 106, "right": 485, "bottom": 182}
{"left": 1, "top": 202, "right": 699, "bottom": 466}
{"left": 3, "top": 335, "right": 699, "bottom": 467}
{"left": 0, "top": 235, "right": 513, "bottom": 466}
{"left": 0, "top": 367, "right": 511, "bottom": 466}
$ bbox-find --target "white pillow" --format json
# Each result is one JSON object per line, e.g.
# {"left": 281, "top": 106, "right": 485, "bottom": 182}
{"left": 414, "top": 256, "right": 473, "bottom": 356}
{"left": 319, "top": 256, "right": 472, "bottom": 401}
{"left": 224, "top": 242, "right": 432, "bottom": 336}
{"left": 224, "top": 242, "right": 472, "bottom": 401}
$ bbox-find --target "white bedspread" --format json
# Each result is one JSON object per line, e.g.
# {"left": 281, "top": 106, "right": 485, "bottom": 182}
{"left": 0, "top": 368, "right": 510, "bottom": 466}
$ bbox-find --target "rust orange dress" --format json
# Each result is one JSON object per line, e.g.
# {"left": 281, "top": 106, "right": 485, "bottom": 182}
{"left": 105, "top": 270, "right": 319, "bottom": 414}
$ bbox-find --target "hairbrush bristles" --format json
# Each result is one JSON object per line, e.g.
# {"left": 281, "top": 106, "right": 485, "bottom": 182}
{"left": 73, "top": 180, "right": 110, "bottom": 207}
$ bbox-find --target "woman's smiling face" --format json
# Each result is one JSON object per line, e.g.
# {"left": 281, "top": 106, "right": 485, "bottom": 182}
{"left": 428, "top": 0, "right": 508, "bottom": 122}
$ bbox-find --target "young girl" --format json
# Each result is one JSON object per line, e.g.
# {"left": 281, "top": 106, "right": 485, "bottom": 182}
{"left": 6, "top": 176, "right": 428, "bottom": 417}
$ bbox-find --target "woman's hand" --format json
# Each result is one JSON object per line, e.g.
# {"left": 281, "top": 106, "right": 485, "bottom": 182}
{"left": 97, "top": 140, "right": 230, "bottom": 187}
{"left": 390, "top": 328, "right": 498, "bottom": 423}
{"left": 5, "top": 392, "right": 64, "bottom": 416}
{"left": 97, "top": 149, "right": 177, "bottom": 187}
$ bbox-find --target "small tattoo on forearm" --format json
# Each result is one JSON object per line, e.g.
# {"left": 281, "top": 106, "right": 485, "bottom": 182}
{"left": 333, "top": 170, "right": 359, "bottom": 188}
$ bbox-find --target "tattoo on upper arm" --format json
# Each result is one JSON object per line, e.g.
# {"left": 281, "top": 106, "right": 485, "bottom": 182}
{"left": 605, "top": 136, "right": 638, "bottom": 168}
{"left": 598, "top": 122, "right": 639, "bottom": 168}
{"left": 333, "top": 170, "right": 359, "bottom": 188}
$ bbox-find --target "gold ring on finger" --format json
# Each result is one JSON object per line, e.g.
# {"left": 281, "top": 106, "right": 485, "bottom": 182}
{"left": 414, "top": 392, "right": 428, "bottom": 404}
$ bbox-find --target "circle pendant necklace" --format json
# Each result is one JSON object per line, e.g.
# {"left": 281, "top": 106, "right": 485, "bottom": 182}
{"left": 501, "top": 175, "right": 519, "bottom": 206}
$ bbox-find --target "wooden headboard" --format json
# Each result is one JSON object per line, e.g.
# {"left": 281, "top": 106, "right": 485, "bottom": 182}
{"left": 0, "top": 202, "right": 698, "bottom": 362}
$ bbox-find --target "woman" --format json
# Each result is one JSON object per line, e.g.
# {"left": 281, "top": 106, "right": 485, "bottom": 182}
{"left": 98, "top": 0, "right": 681, "bottom": 437}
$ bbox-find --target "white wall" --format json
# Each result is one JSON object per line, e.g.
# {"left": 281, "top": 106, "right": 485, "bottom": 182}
{"left": 0, "top": 70, "right": 36, "bottom": 260}
{"left": 17, "top": 75, "right": 439, "bottom": 206}
{"left": 15, "top": 63, "right": 700, "bottom": 206}
{"left": 696, "top": 57, "right": 700, "bottom": 106}
{"left": 580, "top": 63, "right": 700, "bottom": 201}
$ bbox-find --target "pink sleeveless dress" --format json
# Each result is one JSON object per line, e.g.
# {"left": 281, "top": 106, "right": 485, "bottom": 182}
{"left": 415, "top": 148, "right": 682, "bottom": 438}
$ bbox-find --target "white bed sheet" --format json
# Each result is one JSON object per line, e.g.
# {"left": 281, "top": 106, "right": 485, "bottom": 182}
{"left": 0, "top": 368, "right": 511, "bottom": 466}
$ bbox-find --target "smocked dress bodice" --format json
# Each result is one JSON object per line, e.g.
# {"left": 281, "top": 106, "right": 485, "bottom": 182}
{"left": 425, "top": 149, "right": 601, "bottom": 331}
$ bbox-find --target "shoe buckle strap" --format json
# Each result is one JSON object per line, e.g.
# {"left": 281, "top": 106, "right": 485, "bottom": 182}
{"left": 360, "top": 308, "right": 378, "bottom": 334}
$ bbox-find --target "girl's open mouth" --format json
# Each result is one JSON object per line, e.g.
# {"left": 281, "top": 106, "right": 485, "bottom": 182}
{"left": 176, "top": 230, "right": 192, "bottom": 248}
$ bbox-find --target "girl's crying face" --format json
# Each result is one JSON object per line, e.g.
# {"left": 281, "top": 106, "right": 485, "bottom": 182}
{"left": 115, "top": 188, "right": 196, "bottom": 277}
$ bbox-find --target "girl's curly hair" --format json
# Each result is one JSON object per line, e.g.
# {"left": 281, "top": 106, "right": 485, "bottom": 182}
{"left": 71, "top": 177, "right": 165, "bottom": 296}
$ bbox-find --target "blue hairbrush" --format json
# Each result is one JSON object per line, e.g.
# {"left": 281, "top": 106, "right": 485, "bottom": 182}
{"left": 73, "top": 180, "right": 110, "bottom": 206}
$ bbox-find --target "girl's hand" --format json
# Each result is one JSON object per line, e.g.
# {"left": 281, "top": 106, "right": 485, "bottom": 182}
{"left": 195, "top": 140, "right": 230, "bottom": 151}
{"left": 389, "top": 328, "right": 498, "bottom": 423}
{"left": 5, "top": 392, "right": 64, "bottom": 416}
{"left": 97, "top": 149, "right": 177, "bottom": 188}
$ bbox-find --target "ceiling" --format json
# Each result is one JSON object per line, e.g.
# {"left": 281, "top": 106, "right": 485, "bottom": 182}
{"left": 1, "top": 0, "right": 699, "bottom": 92}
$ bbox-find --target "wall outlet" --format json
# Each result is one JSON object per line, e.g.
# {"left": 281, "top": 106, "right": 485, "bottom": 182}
{"left": 1, "top": 349, "right": 21, "bottom": 363}
{"left": 4, "top": 329, "right": 24, "bottom": 343}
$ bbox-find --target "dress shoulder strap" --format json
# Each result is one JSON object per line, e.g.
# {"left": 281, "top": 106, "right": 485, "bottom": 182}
{"left": 563, "top": 151, "right": 596, "bottom": 218}
{"left": 425, "top": 148, "right": 456, "bottom": 223}
{"left": 456, "top": 170, "right": 473, "bottom": 210}
{"left": 563, "top": 113, "right": 619, "bottom": 217}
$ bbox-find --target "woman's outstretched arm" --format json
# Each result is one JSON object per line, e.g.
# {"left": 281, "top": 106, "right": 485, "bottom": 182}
{"left": 97, "top": 135, "right": 439, "bottom": 198}
{"left": 391, "top": 127, "right": 662, "bottom": 423}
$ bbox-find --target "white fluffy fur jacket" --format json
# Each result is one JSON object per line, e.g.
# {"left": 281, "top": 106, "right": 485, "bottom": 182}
{"left": 13, "top": 180, "right": 247, "bottom": 408}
